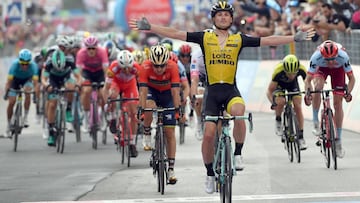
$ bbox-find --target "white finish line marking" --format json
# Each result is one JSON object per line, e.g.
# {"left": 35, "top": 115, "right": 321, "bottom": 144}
{"left": 22, "top": 191, "right": 360, "bottom": 203}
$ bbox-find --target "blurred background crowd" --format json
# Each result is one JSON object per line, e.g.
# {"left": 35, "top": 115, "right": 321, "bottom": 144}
{"left": 1, "top": 0, "right": 360, "bottom": 59}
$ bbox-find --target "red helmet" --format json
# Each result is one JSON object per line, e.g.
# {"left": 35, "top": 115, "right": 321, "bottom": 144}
{"left": 169, "top": 51, "right": 178, "bottom": 63}
{"left": 319, "top": 40, "right": 338, "bottom": 59}
{"left": 179, "top": 44, "right": 192, "bottom": 55}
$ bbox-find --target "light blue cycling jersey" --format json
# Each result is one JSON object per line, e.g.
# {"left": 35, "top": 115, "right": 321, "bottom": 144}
{"left": 8, "top": 59, "right": 39, "bottom": 80}
{"left": 308, "top": 48, "right": 352, "bottom": 74}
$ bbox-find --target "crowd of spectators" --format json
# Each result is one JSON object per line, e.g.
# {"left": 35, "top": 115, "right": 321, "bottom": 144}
{"left": 1, "top": 0, "right": 360, "bottom": 57}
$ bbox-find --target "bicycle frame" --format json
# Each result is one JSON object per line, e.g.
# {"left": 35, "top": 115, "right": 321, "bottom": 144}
{"left": 107, "top": 97, "right": 139, "bottom": 167}
{"left": 274, "top": 91, "right": 303, "bottom": 163}
{"left": 144, "top": 107, "right": 175, "bottom": 195}
{"left": 206, "top": 113, "right": 253, "bottom": 203}
{"left": 309, "top": 89, "right": 339, "bottom": 170}
{"left": 9, "top": 88, "right": 34, "bottom": 152}
{"left": 83, "top": 82, "right": 104, "bottom": 150}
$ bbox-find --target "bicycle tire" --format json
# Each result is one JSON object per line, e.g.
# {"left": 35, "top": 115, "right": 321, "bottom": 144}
{"left": 284, "top": 112, "right": 294, "bottom": 162}
{"left": 56, "top": 106, "right": 66, "bottom": 153}
{"left": 123, "top": 112, "right": 131, "bottom": 167}
{"left": 73, "top": 98, "right": 81, "bottom": 143}
{"left": 13, "top": 104, "right": 22, "bottom": 152}
{"left": 220, "top": 136, "right": 232, "bottom": 203}
{"left": 158, "top": 128, "right": 165, "bottom": 195}
{"left": 321, "top": 115, "right": 331, "bottom": 168}
{"left": 291, "top": 111, "right": 301, "bottom": 163}
{"left": 327, "top": 110, "right": 337, "bottom": 170}
{"left": 59, "top": 106, "right": 66, "bottom": 153}
{"left": 101, "top": 112, "right": 107, "bottom": 145}
{"left": 90, "top": 101, "right": 98, "bottom": 150}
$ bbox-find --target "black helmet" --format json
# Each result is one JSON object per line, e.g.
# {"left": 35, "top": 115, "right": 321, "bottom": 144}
{"left": 211, "top": 1, "right": 234, "bottom": 18}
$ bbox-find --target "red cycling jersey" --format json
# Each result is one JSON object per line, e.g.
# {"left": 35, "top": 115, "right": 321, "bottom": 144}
{"left": 139, "top": 60, "right": 180, "bottom": 92}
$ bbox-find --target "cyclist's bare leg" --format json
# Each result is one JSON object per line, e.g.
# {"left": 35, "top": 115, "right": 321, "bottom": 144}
{"left": 46, "top": 99, "right": 57, "bottom": 123}
{"left": 81, "top": 86, "right": 91, "bottom": 111}
{"left": 24, "top": 88, "right": 32, "bottom": 113}
{"left": 202, "top": 121, "right": 217, "bottom": 163}
{"left": 312, "top": 77, "right": 325, "bottom": 121}
{"left": 293, "top": 96, "right": 304, "bottom": 129}
{"left": 274, "top": 96, "right": 286, "bottom": 118}
{"left": 143, "top": 100, "right": 156, "bottom": 127}
{"left": 65, "top": 83, "right": 75, "bottom": 103}
{"left": 333, "top": 94, "right": 344, "bottom": 132}
{"left": 230, "top": 103, "right": 246, "bottom": 143}
{"left": 129, "top": 102, "right": 139, "bottom": 139}
{"left": 165, "top": 127, "right": 176, "bottom": 159}
{"left": 7, "top": 96, "right": 16, "bottom": 121}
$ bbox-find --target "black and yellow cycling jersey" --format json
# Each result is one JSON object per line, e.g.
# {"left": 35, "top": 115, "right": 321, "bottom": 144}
{"left": 271, "top": 62, "right": 307, "bottom": 88}
{"left": 187, "top": 31, "right": 260, "bottom": 85}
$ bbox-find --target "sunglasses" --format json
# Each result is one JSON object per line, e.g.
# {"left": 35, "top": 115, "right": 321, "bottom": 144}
{"left": 19, "top": 61, "right": 30, "bottom": 65}
{"left": 154, "top": 64, "right": 166, "bottom": 68}
{"left": 180, "top": 54, "right": 191, "bottom": 57}
{"left": 87, "top": 47, "right": 96, "bottom": 50}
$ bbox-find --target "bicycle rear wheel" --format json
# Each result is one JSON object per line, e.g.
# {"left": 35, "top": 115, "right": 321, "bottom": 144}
{"left": 327, "top": 110, "right": 337, "bottom": 170}
{"left": 220, "top": 136, "right": 232, "bottom": 203}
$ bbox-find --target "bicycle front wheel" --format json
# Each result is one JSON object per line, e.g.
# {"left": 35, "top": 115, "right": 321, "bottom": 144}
{"left": 220, "top": 136, "right": 233, "bottom": 203}
{"left": 179, "top": 121, "right": 185, "bottom": 145}
{"left": 291, "top": 111, "right": 301, "bottom": 163}
{"left": 123, "top": 113, "right": 131, "bottom": 167}
{"left": 157, "top": 128, "right": 165, "bottom": 195}
{"left": 327, "top": 110, "right": 337, "bottom": 170}
{"left": 321, "top": 115, "right": 331, "bottom": 168}
{"left": 73, "top": 99, "right": 81, "bottom": 143}
{"left": 284, "top": 113, "right": 294, "bottom": 162}
{"left": 13, "top": 104, "right": 22, "bottom": 152}
{"left": 56, "top": 107, "right": 66, "bottom": 154}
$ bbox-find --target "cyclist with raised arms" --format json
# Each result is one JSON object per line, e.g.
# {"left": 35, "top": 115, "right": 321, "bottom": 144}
{"left": 304, "top": 40, "right": 355, "bottom": 158}
{"left": 104, "top": 50, "right": 141, "bottom": 157}
{"left": 129, "top": 0, "right": 315, "bottom": 194}
{"left": 3, "top": 49, "right": 39, "bottom": 138}
{"left": 76, "top": 36, "right": 109, "bottom": 132}
{"left": 266, "top": 54, "right": 307, "bottom": 150}
{"left": 41, "top": 50, "right": 82, "bottom": 146}
{"left": 138, "top": 44, "right": 181, "bottom": 185}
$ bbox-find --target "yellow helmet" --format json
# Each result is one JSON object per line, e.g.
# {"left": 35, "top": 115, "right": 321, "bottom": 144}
{"left": 283, "top": 54, "right": 300, "bottom": 74}
{"left": 132, "top": 50, "right": 147, "bottom": 64}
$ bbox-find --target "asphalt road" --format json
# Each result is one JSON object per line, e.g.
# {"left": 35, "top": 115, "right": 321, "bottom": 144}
{"left": 1, "top": 110, "right": 360, "bottom": 203}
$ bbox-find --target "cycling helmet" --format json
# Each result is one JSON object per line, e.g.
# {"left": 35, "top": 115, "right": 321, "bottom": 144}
{"left": 211, "top": 1, "right": 234, "bottom": 18}
{"left": 103, "top": 40, "right": 117, "bottom": 59}
{"left": 150, "top": 45, "right": 169, "bottom": 65}
{"left": 160, "top": 38, "right": 173, "bottom": 51}
{"left": 83, "top": 36, "right": 99, "bottom": 48}
{"left": 40, "top": 47, "right": 48, "bottom": 57}
{"left": 179, "top": 44, "right": 192, "bottom": 55}
{"left": 56, "top": 35, "right": 74, "bottom": 49}
{"left": 283, "top": 54, "right": 300, "bottom": 74}
{"left": 319, "top": 40, "right": 338, "bottom": 59}
{"left": 18, "top": 49, "right": 32, "bottom": 62}
{"left": 51, "top": 50, "right": 66, "bottom": 72}
{"left": 169, "top": 51, "right": 179, "bottom": 64}
{"left": 117, "top": 50, "right": 134, "bottom": 68}
{"left": 72, "top": 36, "right": 82, "bottom": 48}
{"left": 132, "top": 50, "right": 147, "bottom": 64}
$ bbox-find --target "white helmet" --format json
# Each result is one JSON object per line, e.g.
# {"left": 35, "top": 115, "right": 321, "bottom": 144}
{"left": 56, "top": 35, "right": 74, "bottom": 49}
{"left": 117, "top": 50, "right": 134, "bottom": 68}
{"left": 150, "top": 44, "right": 169, "bottom": 65}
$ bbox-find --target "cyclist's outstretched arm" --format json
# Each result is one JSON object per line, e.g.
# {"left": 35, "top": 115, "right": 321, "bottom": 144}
{"left": 129, "top": 18, "right": 187, "bottom": 41}
{"left": 346, "top": 72, "right": 355, "bottom": 95}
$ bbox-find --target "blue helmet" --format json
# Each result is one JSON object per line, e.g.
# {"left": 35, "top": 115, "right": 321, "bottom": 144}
{"left": 19, "top": 49, "right": 32, "bottom": 61}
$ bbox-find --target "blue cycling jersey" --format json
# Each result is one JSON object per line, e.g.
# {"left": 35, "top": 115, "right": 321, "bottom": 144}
{"left": 8, "top": 59, "right": 39, "bottom": 79}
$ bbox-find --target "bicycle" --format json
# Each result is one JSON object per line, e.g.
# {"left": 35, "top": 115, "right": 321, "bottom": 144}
{"left": 144, "top": 107, "right": 176, "bottom": 195}
{"left": 82, "top": 82, "right": 106, "bottom": 150}
{"left": 107, "top": 97, "right": 139, "bottom": 167}
{"left": 50, "top": 87, "right": 76, "bottom": 154}
{"left": 6, "top": 88, "right": 34, "bottom": 152}
{"left": 206, "top": 112, "right": 253, "bottom": 203}
{"left": 272, "top": 90, "right": 303, "bottom": 163}
{"left": 307, "top": 88, "right": 346, "bottom": 170}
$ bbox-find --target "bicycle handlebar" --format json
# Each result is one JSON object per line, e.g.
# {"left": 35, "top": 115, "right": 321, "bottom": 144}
{"left": 205, "top": 112, "right": 253, "bottom": 133}
{"left": 107, "top": 98, "right": 139, "bottom": 103}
